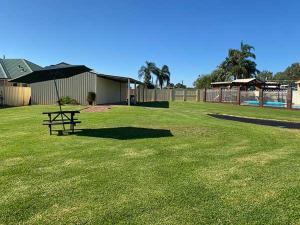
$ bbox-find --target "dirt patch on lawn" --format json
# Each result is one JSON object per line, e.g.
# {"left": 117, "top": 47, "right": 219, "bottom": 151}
{"left": 82, "top": 105, "right": 113, "bottom": 112}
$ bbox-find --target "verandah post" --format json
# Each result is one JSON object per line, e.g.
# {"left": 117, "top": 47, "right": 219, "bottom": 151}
{"left": 127, "top": 78, "right": 131, "bottom": 106}
{"left": 134, "top": 82, "right": 137, "bottom": 104}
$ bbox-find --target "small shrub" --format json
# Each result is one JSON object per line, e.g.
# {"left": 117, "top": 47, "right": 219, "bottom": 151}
{"left": 87, "top": 92, "right": 96, "bottom": 105}
{"left": 58, "top": 96, "right": 79, "bottom": 105}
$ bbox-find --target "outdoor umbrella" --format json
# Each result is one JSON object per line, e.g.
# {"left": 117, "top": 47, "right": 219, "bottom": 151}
{"left": 10, "top": 63, "right": 92, "bottom": 130}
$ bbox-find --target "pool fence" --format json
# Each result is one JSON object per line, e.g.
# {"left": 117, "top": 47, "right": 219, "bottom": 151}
{"left": 134, "top": 87, "right": 300, "bottom": 109}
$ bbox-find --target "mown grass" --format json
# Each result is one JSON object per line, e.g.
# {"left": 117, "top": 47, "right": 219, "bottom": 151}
{"left": 0, "top": 102, "right": 300, "bottom": 224}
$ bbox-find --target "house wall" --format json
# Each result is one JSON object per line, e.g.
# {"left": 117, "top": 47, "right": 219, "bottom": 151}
{"left": 96, "top": 77, "right": 127, "bottom": 104}
{"left": 30, "top": 72, "right": 97, "bottom": 105}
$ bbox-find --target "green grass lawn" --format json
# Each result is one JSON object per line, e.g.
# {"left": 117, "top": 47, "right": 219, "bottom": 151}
{"left": 0, "top": 102, "right": 300, "bottom": 224}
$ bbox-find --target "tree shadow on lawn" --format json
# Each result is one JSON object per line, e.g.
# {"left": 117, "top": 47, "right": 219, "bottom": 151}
{"left": 209, "top": 113, "right": 300, "bottom": 129}
{"left": 74, "top": 127, "right": 173, "bottom": 139}
{"left": 136, "top": 101, "right": 169, "bottom": 108}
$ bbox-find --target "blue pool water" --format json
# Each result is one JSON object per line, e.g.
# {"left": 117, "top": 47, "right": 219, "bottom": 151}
{"left": 243, "top": 101, "right": 286, "bottom": 108}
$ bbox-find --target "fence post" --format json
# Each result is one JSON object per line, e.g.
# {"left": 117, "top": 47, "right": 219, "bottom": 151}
{"left": 259, "top": 88, "right": 264, "bottom": 107}
{"left": 196, "top": 89, "right": 200, "bottom": 102}
{"left": 169, "top": 89, "right": 173, "bottom": 101}
{"left": 154, "top": 88, "right": 157, "bottom": 101}
{"left": 237, "top": 86, "right": 241, "bottom": 105}
{"left": 287, "top": 87, "right": 292, "bottom": 109}
{"left": 183, "top": 89, "right": 186, "bottom": 101}
{"left": 203, "top": 88, "right": 207, "bottom": 102}
{"left": 219, "top": 87, "right": 222, "bottom": 103}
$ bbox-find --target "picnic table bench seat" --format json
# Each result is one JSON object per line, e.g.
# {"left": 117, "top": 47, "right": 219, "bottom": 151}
{"left": 42, "top": 110, "right": 81, "bottom": 135}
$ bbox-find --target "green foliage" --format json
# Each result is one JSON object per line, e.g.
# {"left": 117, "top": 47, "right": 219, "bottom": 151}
{"left": 221, "top": 42, "right": 259, "bottom": 79}
{"left": 139, "top": 62, "right": 171, "bottom": 89}
{"left": 256, "top": 70, "right": 273, "bottom": 81}
{"left": 194, "top": 42, "right": 259, "bottom": 88}
{"left": 194, "top": 67, "right": 231, "bottom": 89}
{"left": 138, "top": 61, "right": 157, "bottom": 86}
{"left": 87, "top": 92, "right": 96, "bottom": 105}
{"left": 174, "top": 82, "right": 187, "bottom": 89}
{"left": 274, "top": 63, "right": 300, "bottom": 83}
{"left": 153, "top": 65, "right": 171, "bottom": 89}
{"left": 194, "top": 74, "right": 214, "bottom": 89}
{"left": 58, "top": 96, "right": 79, "bottom": 105}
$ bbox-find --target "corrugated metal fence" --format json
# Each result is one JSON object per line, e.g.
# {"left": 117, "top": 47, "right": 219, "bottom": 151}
{"left": 0, "top": 86, "right": 31, "bottom": 106}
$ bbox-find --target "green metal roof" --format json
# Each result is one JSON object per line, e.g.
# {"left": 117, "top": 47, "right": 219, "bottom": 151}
{"left": 0, "top": 59, "right": 43, "bottom": 79}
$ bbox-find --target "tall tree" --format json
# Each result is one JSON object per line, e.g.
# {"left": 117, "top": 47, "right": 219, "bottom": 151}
{"left": 138, "top": 61, "right": 157, "bottom": 87}
{"left": 153, "top": 65, "right": 171, "bottom": 89}
{"left": 222, "top": 42, "right": 259, "bottom": 79}
{"left": 256, "top": 70, "right": 273, "bottom": 81}
{"left": 273, "top": 63, "right": 300, "bottom": 85}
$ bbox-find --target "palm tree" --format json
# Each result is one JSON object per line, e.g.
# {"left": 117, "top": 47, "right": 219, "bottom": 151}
{"left": 138, "top": 61, "right": 157, "bottom": 86}
{"left": 153, "top": 65, "right": 171, "bottom": 89}
{"left": 222, "top": 42, "right": 258, "bottom": 79}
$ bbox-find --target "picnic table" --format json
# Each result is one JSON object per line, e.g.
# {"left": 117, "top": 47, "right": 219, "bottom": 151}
{"left": 42, "top": 110, "right": 81, "bottom": 135}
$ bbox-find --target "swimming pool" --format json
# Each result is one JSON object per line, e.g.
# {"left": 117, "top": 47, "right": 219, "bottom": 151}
{"left": 243, "top": 100, "right": 286, "bottom": 108}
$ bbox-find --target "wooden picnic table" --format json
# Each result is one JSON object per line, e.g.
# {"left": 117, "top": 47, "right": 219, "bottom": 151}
{"left": 42, "top": 110, "right": 81, "bottom": 135}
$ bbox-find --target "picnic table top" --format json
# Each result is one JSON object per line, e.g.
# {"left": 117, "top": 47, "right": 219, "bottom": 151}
{"left": 42, "top": 110, "right": 80, "bottom": 114}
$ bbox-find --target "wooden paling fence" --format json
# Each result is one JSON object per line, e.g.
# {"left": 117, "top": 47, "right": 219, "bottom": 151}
{"left": 133, "top": 87, "right": 298, "bottom": 109}
{"left": 0, "top": 86, "right": 31, "bottom": 107}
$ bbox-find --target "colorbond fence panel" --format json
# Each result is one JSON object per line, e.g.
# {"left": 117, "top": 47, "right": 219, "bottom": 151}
{"left": 0, "top": 86, "right": 31, "bottom": 106}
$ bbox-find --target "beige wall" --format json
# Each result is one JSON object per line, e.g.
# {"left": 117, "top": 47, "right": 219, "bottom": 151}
{"left": 31, "top": 72, "right": 97, "bottom": 105}
{"left": 96, "top": 77, "right": 127, "bottom": 104}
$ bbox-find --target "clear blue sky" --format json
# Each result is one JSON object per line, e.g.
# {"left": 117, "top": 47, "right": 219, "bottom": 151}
{"left": 1, "top": 0, "right": 300, "bottom": 86}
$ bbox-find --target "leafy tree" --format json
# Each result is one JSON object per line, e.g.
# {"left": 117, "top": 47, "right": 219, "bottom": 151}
{"left": 138, "top": 61, "right": 157, "bottom": 87}
{"left": 193, "top": 74, "right": 214, "bottom": 89}
{"left": 273, "top": 63, "right": 300, "bottom": 84}
{"left": 256, "top": 70, "right": 273, "bottom": 81}
{"left": 193, "top": 67, "right": 231, "bottom": 89}
{"left": 174, "top": 82, "right": 187, "bottom": 89}
{"left": 153, "top": 65, "right": 171, "bottom": 89}
{"left": 221, "top": 42, "right": 259, "bottom": 79}
{"left": 166, "top": 83, "right": 174, "bottom": 88}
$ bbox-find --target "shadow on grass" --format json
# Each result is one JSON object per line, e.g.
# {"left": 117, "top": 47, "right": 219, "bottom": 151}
{"left": 209, "top": 113, "right": 300, "bottom": 129}
{"left": 136, "top": 101, "right": 169, "bottom": 108}
{"left": 74, "top": 127, "right": 173, "bottom": 139}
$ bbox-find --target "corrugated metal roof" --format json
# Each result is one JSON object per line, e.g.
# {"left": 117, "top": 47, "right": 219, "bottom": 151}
{"left": 97, "top": 73, "right": 143, "bottom": 84}
{"left": 0, "top": 60, "right": 8, "bottom": 79}
{"left": 232, "top": 78, "right": 257, "bottom": 83}
{"left": 211, "top": 81, "right": 232, "bottom": 85}
{"left": 0, "top": 59, "right": 42, "bottom": 79}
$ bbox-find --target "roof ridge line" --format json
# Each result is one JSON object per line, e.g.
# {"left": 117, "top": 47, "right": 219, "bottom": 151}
{"left": 22, "top": 59, "right": 33, "bottom": 73}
